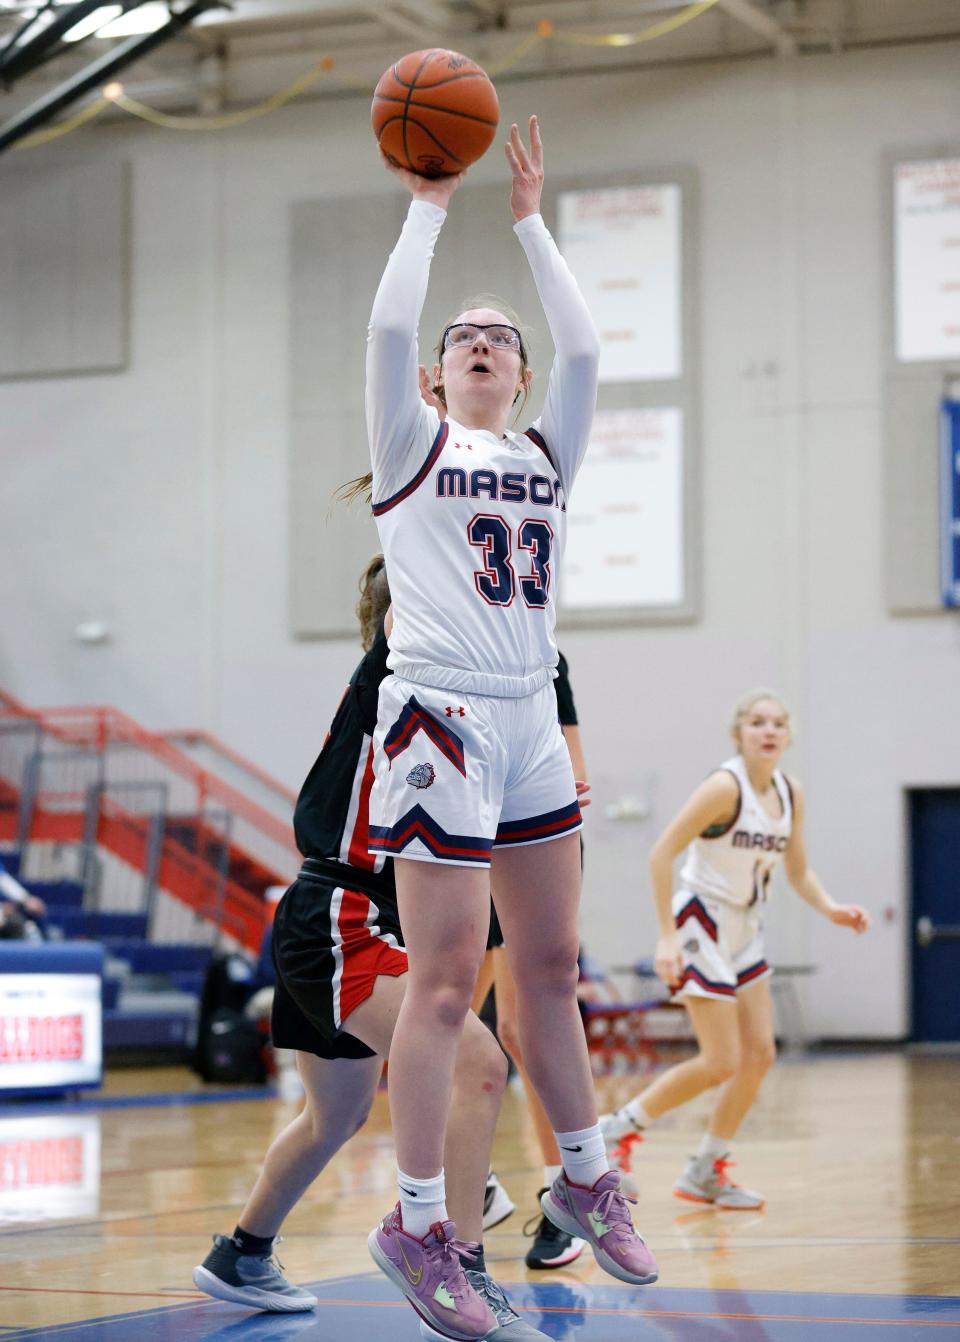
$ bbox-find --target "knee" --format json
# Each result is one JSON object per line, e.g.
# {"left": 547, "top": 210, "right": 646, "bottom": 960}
{"left": 422, "top": 980, "right": 475, "bottom": 1030}
{"left": 304, "top": 1092, "right": 373, "bottom": 1148}
{"left": 409, "top": 961, "right": 477, "bottom": 1030}
{"left": 700, "top": 1046, "right": 741, "bottom": 1087}
{"left": 457, "top": 1029, "right": 508, "bottom": 1100}
{"left": 741, "top": 1038, "right": 777, "bottom": 1077}
{"left": 520, "top": 938, "right": 581, "bottom": 999}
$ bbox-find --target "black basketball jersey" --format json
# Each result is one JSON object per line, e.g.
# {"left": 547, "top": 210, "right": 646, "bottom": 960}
{"left": 293, "top": 626, "right": 578, "bottom": 899}
{"left": 555, "top": 650, "right": 578, "bottom": 728}
{"left": 293, "top": 624, "right": 395, "bottom": 898}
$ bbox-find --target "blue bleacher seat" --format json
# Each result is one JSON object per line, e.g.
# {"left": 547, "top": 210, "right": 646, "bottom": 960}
{"left": 47, "top": 909, "right": 149, "bottom": 940}
{"left": 128, "top": 943, "right": 213, "bottom": 974}
{"left": 21, "top": 878, "right": 85, "bottom": 909}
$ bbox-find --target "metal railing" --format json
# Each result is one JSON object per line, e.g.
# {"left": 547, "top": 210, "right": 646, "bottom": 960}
{"left": 0, "top": 688, "right": 300, "bottom": 952}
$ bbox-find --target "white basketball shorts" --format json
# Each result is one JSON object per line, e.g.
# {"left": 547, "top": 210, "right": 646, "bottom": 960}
{"left": 368, "top": 674, "right": 582, "bottom": 868}
{"left": 671, "top": 889, "right": 772, "bottom": 1002}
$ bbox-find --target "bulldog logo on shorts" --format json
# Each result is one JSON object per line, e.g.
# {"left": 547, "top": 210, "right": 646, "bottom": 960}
{"left": 406, "top": 762, "right": 436, "bottom": 790}
{"left": 684, "top": 938, "right": 700, "bottom": 954}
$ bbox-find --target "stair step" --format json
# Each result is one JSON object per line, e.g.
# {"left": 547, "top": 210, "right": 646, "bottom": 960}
{"left": 22, "top": 879, "right": 85, "bottom": 908}
{"left": 102, "top": 977, "right": 122, "bottom": 1010}
{"left": 0, "top": 850, "right": 22, "bottom": 876}
{"left": 128, "top": 943, "right": 214, "bottom": 974}
{"left": 47, "top": 910, "right": 149, "bottom": 939}
{"left": 168, "top": 970, "right": 207, "bottom": 994}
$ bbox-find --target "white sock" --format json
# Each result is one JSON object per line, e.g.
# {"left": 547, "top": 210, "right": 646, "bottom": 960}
{"left": 543, "top": 1163, "right": 562, "bottom": 1188}
{"left": 623, "top": 1100, "right": 653, "bottom": 1131}
{"left": 554, "top": 1125, "right": 608, "bottom": 1188}
{"left": 398, "top": 1168, "right": 447, "bottom": 1239}
{"left": 696, "top": 1132, "right": 730, "bottom": 1163}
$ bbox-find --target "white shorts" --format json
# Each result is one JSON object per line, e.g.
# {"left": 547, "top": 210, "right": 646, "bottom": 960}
{"left": 368, "top": 674, "right": 582, "bottom": 868}
{"left": 671, "top": 889, "right": 772, "bottom": 1002}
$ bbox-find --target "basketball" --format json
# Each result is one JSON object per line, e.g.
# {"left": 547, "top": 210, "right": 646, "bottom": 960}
{"left": 371, "top": 48, "right": 500, "bottom": 178}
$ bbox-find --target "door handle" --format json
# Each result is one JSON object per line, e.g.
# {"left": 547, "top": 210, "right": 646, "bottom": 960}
{"left": 916, "top": 916, "right": 960, "bottom": 946}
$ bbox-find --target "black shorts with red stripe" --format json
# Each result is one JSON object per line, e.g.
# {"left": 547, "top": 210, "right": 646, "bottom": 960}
{"left": 271, "top": 857, "right": 408, "bottom": 1061}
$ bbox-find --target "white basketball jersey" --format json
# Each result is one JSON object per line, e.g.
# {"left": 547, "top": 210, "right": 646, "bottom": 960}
{"left": 366, "top": 200, "right": 599, "bottom": 700}
{"left": 679, "top": 755, "right": 793, "bottom": 909}
{"left": 372, "top": 417, "right": 565, "bottom": 698}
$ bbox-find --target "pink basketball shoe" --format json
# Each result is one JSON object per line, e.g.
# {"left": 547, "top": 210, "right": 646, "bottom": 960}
{"left": 540, "top": 1169, "right": 658, "bottom": 1285}
{"left": 368, "top": 1204, "right": 495, "bottom": 1340}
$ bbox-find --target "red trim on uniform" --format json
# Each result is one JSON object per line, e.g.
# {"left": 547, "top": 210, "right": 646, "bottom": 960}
{"left": 494, "top": 800, "right": 582, "bottom": 845}
{"left": 335, "top": 887, "right": 407, "bottom": 1023}
{"left": 675, "top": 896, "right": 719, "bottom": 943}
{"left": 371, "top": 423, "right": 449, "bottom": 516}
{"left": 524, "top": 426, "right": 557, "bottom": 474}
{"left": 383, "top": 697, "right": 467, "bottom": 777}
{"left": 677, "top": 965, "right": 736, "bottom": 998}
{"left": 346, "top": 741, "right": 377, "bottom": 871}
{"left": 369, "top": 806, "right": 493, "bottom": 863}
{"left": 736, "top": 959, "right": 770, "bottom": 987}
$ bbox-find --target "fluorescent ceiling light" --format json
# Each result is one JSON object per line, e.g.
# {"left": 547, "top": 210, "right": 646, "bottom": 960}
{"left": 99, "top": 2, "right": 169, "bottom": 36}
{"left": 62, "top": 4, "right": 122, "bottom": 40}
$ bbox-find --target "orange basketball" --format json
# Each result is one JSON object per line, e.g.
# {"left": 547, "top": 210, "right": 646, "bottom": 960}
{"left": 371, "top": 49, "right": 500, "bottom": 178}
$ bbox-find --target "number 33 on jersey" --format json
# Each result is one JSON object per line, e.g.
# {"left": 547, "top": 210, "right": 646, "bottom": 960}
{"left": 373, "top": 420, "right": 568, "bottom": 698}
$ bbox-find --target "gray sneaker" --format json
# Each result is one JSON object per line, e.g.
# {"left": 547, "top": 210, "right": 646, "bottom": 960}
{"left": 192, "top": 1233, "right": 318, "bottom": 1311}
{"left": 598, "top": 1111, "right": 643, "bottom": 1197}
{"left": 674, "top": 1153, "right": 765, "bottom": 1210}
{"left": 420, "top": 1270, "right": 550, "bottom": 1340}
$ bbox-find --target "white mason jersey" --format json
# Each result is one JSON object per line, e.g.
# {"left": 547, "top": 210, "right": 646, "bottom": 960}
{"left": 679, "top": 754, "right": 794, "bottom": 909}
{"left": 366, "top": 200, "right": 599, "bottom": 699}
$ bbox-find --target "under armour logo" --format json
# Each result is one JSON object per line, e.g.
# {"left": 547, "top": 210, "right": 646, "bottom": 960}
{"left": 445, "top": 706, "right": 465, "bottom": 717}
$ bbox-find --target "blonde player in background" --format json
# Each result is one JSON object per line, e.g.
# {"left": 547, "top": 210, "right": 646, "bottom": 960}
{"left": 600, "top": 690, "right": 870, "bottom": 1210}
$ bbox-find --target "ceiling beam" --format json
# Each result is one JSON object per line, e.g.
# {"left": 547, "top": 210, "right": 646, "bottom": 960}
{"left": 0, "top": 0, "right": 218, "bottom": 149}
{"left": 716, "top": 0, "right": 796, "bottom": 55}
{"left": 367, "top": 1, "right": 459, "bottom": 46}
{"left": 366, "top": 5, "right": 444, "bottom": 46}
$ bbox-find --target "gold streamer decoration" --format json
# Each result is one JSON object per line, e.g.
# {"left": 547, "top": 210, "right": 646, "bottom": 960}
{"left": 14, "top": 93, "right": 110, "bottom": 149}
{"left": 113, "top": 55, "right": 336, "bottom": 129}
{"left": 15, "top": 1, "right": 722, "bottom": 150}
{"left": 550, "top": 0, "right": 720, "bottom": 49}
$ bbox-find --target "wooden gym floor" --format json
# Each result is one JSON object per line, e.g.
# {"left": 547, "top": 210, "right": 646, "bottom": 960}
{"left": 1, "top": 1050, "right": 958, "bottom": 1340}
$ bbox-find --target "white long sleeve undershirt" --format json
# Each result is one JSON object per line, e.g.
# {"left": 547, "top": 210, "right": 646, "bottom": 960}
{"left": 365, "top": 199, "right": 599, "bottom": 502}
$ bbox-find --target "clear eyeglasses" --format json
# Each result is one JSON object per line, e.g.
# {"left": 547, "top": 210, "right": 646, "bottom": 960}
{"left": 442, "top": 322, "right": 523, "bottom": 352}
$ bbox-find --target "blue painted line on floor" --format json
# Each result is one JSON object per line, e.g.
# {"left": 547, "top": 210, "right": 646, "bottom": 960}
{"left": 3, "top": 1276, "right": 959, "bottom": 1341}
{"left": 0, "top": 1088, "right": 278, "bottom": 1119}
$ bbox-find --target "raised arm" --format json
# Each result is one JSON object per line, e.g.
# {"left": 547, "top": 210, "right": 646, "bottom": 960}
{"left": 365, "top": 162, "right": 464, "bottom": 497}
{"left": 508, "top": 117, "right": 600, "bottom": 492}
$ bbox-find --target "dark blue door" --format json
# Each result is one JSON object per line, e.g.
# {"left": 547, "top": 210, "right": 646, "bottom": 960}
{"left": 909, "top": 788, "right": 960, "bottom": 1042}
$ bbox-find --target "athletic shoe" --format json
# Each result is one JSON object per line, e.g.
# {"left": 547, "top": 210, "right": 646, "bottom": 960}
{"left": 598, "top": 1111, "right": 643, "bottom": 1196}
{"left": 674, "top": 1153, "right": 765, "bottom": 1210}
{"left": 420, "top": 1270, "right": 550, "bottom": 1340}
{"left": 523, "top": 1190, "right": 586, "bottom": 1269}
{"left": 192, "top": 1233, "right": 317, "bottom": 1312}
{"left": 368, "top": 1204, "right": 495, "bottom": 1341}
{"left": 540, "top": 1170, "right": 658, "bottom": 1286}
{"left": 482, "top": 1171, "right": 515, "bottom": 1231}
